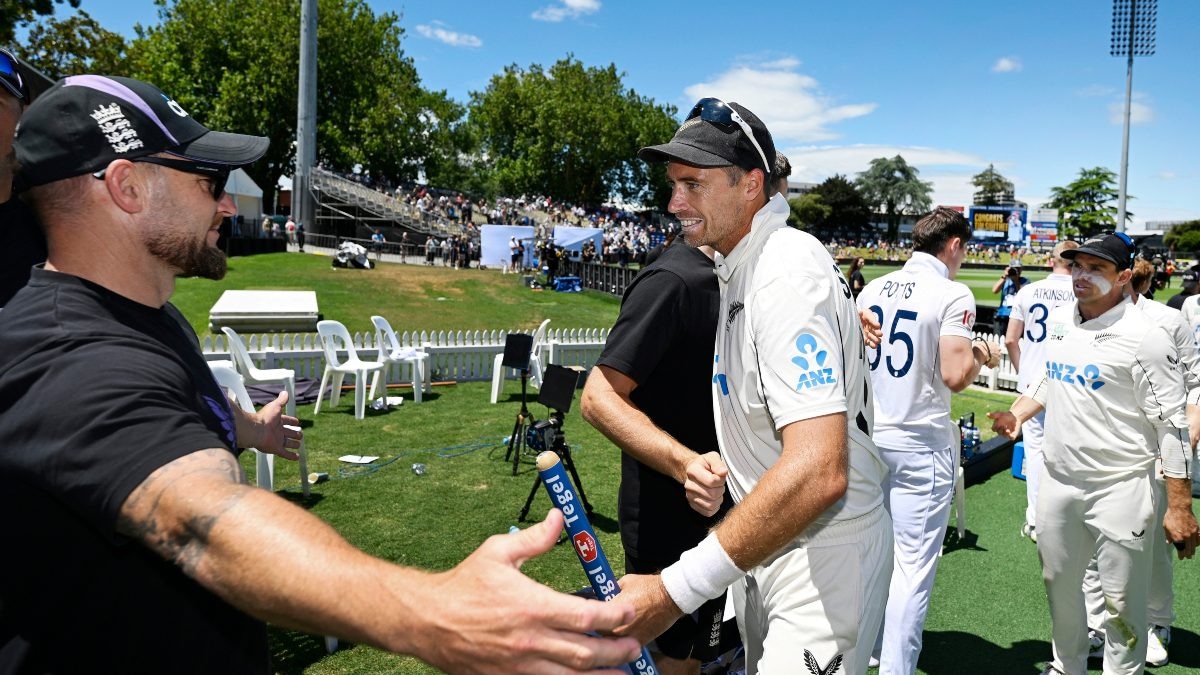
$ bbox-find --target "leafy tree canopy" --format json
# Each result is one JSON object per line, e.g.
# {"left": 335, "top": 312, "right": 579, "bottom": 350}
{"left": 467, "top": 56, "right": 678, "bottom": 206}
{"left": 971, "top": 163, "right": 1015, "bottom": 206}
{"left": 856, "top": 155, "right": 932, "bottom": 241}
{"left": 0, "top": 0, "right": 78, "bottom": 44}
{"left": 20, "top": 10, "right": 126, "bottom": 80}
{"left": 1162, "top": 220, "right": 1200, "bottom": 257}
{"left": 1041, "top": 167, "right": 1129, "bottom": 239}
{"left": 788, "top": 192, "right": 829, "bottom": 230}
{"left": 809, "top": 173, "right": 871, "bottom": 235}
{"left": 119, "top": 0, "right": 465, "bottom": 211}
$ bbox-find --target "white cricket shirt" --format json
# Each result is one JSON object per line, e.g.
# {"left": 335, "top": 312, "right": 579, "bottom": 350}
{"left": 1134, "top": 297, "right": 1200, "bottom": 405}
{"left": 1009, "top": 273, "right": 1075, "bottom": 393}
{"left": 1030, "top": 299, "right": 1191, "bottom": 483}
{"left": 855, "top": 252, "right": 976, "bottom": 452}
{"left": 712, "top": 195, "right": 885, "bottom": 528}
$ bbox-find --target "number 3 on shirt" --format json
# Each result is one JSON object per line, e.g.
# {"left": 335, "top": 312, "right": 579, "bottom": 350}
{"left": 866, "top": 305, "right": 918, "bottom": 378}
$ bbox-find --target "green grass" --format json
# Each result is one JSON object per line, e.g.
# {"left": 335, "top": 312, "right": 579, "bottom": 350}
{"left": 172, "top": 252, "right": 621, "bottom": 339}
{"left": 169, "top": 254, "right": 1200, "bottom": 674}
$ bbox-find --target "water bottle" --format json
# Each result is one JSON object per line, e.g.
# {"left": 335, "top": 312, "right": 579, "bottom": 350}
{"left": 970, "top": 425, "right": 981, "bottom": 454}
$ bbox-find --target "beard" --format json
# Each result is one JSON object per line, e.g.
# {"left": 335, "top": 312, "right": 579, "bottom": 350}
{"left": 145, "top": 224, "right": 228, "bottom": 280}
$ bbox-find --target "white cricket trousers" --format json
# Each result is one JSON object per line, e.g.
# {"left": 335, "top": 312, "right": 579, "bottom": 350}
{"left": 873, "top": 445, "right": 957, "bottom": 675}
{"left": 1084, "top": 476, "right": 1174, "bottom": 632}
{"left": 1021, "top": 412, "right": 1047, "bottom": 528}
{"left": 731, "top": 506, "right": 892, "bottom": 675}
{"left": 1037, "top": 470, "right": 1155, "bottom": 675}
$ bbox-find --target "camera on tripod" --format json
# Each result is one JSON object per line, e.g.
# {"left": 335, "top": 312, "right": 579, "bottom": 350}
{"left": 526, "top": 415, "right": 563, "bottom": 453}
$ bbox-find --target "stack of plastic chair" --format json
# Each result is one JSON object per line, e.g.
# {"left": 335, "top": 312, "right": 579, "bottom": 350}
{"left": 369, "top": 315, "right": 430, "bottom": 404}
{"left": 490, "top": 319, "right": 550, "bottom": 404}
{"left": 315, "top": 320, "right": 386, "bottom": 420}
{"left": 221, "top": 327, "right": 308, "bottom": 497}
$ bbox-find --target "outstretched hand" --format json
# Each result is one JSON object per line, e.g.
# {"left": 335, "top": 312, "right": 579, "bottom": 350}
{"left": 859, "top": 309, "right": 882, "bottom": 349}
{"left": 987, "top": 410, "right": 1019, "bottom": 440}
{"left": 231, "top": 390, "right": 302, "bottom": 459}
{"left": 418, "top": 509, "right": 643, "bottom": 674}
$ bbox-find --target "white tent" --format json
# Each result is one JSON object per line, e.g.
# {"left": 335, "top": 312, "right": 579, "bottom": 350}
{"left": 226, "top": 168, "right": 264, "bottom": 222}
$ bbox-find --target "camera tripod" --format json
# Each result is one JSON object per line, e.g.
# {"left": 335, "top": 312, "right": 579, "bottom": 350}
{"left": 517, "top": 411, "right": 594, "bottom": 522}
{"left": 504, "top": 367, "right": 534, "bottom": 475}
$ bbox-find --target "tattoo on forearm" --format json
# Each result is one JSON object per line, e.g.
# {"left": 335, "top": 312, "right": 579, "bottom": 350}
{"left": 116, "top": 449, "right": 250, "bottom": 576}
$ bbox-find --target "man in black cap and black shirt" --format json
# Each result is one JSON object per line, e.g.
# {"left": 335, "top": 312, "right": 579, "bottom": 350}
{"left": 0, "top": 75, "right": 640, "bottom": 675}
{"left": 1166, "top": 265, "right": 1199, "bottom": 310}
{"left": 614, "top": 98, "right": 890, "bottom": 675}
{"left": 0, "top": 47, "right": 45, "bottom": 309}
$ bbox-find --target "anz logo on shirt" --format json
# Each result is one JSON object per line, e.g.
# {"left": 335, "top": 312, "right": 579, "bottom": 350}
{"left": 1046, "top": 362, "right": 1105, "bottom": 390}
{"left": 792, "top": 333, "right": 837, "bottom": 391}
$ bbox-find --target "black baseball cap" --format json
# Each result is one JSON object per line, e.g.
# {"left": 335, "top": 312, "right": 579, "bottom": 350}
{"left": 1182, "top": 265, "right": 1199, "bottom": 287}
{"left": 1061, "top": 233, "right": 1136, "bottom": 271}
{"left": 639, "top": 98, "right": 775, "bottom": 176}
{"left": 14, "top": 74, "right": 268, "bottom": 189}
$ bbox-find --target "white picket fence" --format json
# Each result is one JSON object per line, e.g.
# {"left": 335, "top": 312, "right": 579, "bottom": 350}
{"left": 202, "top": 327, "right": 611, "bottom": 384}
{"left": 201, "top": 326, "right": 1018, "bottom": 392}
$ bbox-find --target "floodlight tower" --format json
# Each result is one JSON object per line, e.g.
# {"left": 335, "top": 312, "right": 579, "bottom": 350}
{"left": 1110, "top": 0, "right": 1156, "bottom": 232}
{"left": 295, "top": 0, "right": 317, "bottom": 234}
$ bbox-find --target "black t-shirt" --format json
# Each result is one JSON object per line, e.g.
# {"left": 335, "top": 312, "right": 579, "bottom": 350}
{"left": 1166, "top": 291, "right": 1190, "bottom": 310}
{"left": 0, "top": 197, "right": 47, "bottom": 308}
{"left": 594, "top": 243, "right": 731, "bottom": 564}
{"left": 0, "top": 269, "right": 268, "bottom": 674}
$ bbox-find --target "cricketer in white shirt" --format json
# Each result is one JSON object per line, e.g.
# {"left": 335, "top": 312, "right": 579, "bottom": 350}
{"left": 1004, "top": 243, "right": 1078, "bottom": 537}
{"left": 855, "top": 208, "right": 996, "bottom": 675}
{"left": 990, "top": 234, "right": 1199, "bottom": 675}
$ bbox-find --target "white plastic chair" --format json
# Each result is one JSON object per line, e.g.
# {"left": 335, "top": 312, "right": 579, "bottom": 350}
{"left": 221, "top": 327, "right": 309, "bottom": 496}
{"left": 490, "top": 319, "right": 550, "bottom": 404}
{"left": 315, "top": 320, "right": 386, "bottom": 420}
{"left": 208, "top": 362, "right": 275, "bottom": 492}
{"left": 370, "top": 315, "right": 430, "bottom": 404}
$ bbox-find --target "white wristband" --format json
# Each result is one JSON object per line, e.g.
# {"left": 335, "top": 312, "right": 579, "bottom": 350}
{"left": 659, "top": 533, "right": 744, "bottom": 614}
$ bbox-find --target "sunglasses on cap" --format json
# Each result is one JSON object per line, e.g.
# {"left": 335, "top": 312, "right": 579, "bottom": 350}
{"left": 93, "top": 155, "right": 230, "bottom": 200}
{"left": 0, "top": 48, "right": 30, "bottom": 105}
{"left": 686, "top": 97, "right": 770, "bottom": 175}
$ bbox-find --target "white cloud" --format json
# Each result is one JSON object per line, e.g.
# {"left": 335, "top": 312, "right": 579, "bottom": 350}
{"left": 1076, "top": 84, "right": 1116, "bottom": 97}
{"left": 415, "top": 23, "right": 482, "bottom": 48}
{"left": 992, "top": 57, "right": 1022, "bottom": 73}
{"left": 1159, "top": 171, "right": 1177, "bottom": 180}
{"left": 682, "top": 59, "right": 876, "bottom": 143}
{"left": 532, "top": 0, "right": 601, "bottom": 22}
{"left": 1108, "top": 99, "right": 1154, "bottom": 124}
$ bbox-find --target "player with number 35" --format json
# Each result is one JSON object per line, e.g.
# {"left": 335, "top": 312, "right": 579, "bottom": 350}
{"left": 856, "top": 207, "right": 999, "bottom": 675}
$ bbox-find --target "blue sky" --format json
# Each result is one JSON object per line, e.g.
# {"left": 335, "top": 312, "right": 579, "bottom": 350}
{"left": 32, "top": 0, "right": 1200, "bottom": 229}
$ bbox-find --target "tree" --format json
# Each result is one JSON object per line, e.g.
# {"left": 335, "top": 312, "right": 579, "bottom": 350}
{"left": 809, "top": 174, "right": 871, "bottom": 235}
{"left": 0, "top": 0, "right": 79, "bottom": 44}
{"left": 1162, "top": 220, "right": 1200, "bottom": 257}
{"left": 467, "top": 56, "right": 678, "bottom": 206}
{"left": 788, "top": 193, "right": 829, "bottom": 230}
{"left": 21, "top": 10, "right": 127, "bottom": 80}
{"left": 1041, "top": 167, "right": 1129, "bottom": 239}
{"left": 970, "top": 163, "right": 1015, "bottom": 205}
{"left": 125, "top": 0, "right": 465, "bottom": 221}
{"left": 856, "top": 155, "right": 932, "bottom": 241}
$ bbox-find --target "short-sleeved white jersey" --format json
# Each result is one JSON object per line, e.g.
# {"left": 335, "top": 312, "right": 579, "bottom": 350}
{"left": 712, "top": 196, "right": 885, "bottom": 528}
{"left": 855, "top": 252, "right": 976, "bottom": 452}
{"left": 1009, "top": 273, "right": 1075, "bottom": 393}
{"left": 1029, "top": 299, "right": 1191, "bottom": 484}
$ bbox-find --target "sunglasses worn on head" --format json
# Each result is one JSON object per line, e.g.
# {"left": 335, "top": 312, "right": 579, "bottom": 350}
{"left": 686, "top": 97, "right": 770, "bottom": 175}
{"left": 93, "top": 156, "right": 230, "bottom": 200}
{"left": 0, "top": 48, "right": 29, "bottom": 104}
